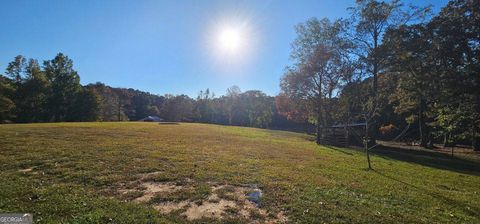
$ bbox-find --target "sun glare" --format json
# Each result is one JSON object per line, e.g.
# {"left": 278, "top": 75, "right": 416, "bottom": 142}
{"left": 206, "top": 20, "right": 258, "bottom": 66}
{"left": 218, "top": 28, "right": 243, "bottom": 53}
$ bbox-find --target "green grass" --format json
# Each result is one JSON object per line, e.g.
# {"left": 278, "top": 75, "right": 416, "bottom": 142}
{"left": 0, "top": 122, "right": 479, "bottom": 223}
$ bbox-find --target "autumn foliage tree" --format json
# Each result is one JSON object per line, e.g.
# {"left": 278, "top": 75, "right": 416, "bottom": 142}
{"left": 281, "top": 18, "right": 349, "bottom": 144}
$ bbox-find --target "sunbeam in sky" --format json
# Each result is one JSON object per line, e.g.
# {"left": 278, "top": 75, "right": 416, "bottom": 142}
{"left": 218, "top": 27, "right": 243, "bottom": 53}
{"left": 204, "top": 18, "right": 258, "bottom": 75}
{"left": 210, "top": 20, "right": 255, "bottom": 61}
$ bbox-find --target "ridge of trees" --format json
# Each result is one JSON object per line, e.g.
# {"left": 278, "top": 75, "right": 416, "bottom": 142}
{"left": 0, "top": 58, "right": 292, "bottom": 129}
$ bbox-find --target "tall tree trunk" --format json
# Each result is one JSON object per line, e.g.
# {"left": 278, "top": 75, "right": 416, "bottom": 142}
{"left": 372, "top": 30, "right": 379, "bottom": 100}
{"left": 117, "top": 97, "right": 122, "bottom": 121}
{"left": 419, "top": 97, "right": 428, "bottom": 147}
{"left": 345, "top": 125, "right": 349, "bottom": 147}
{"left": 316, "top": 101, "right": 323, "bottom": 144}
{"left": 473, "top": 127, "right": 480, "bottom": 151}
{"left": 316, "top": 74, "right": 323, "bottom": 145}
{"left": 474, "top": 95, "right": 480, "bottom": 151}
{"left": 371, "top": 30, "right": 379, "bottom": 145}
{"left": 316, "top": 96, "right": 323, "bottom": 145}
{"left": 365, "top": 119, "right": 372, "bottom": 169}
{"left": 443, "top": 133, "right": 449, "bottom": 147}
{"left": 304, "top": 118, "right": 310, "bottom": 134}
{"left": 316, "top": 114, "right": 322, "bottom": 144}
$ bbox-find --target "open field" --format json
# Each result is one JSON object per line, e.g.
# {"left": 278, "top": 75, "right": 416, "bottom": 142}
{"left": 1, "top": 122, "right": 479, "bottom": 223}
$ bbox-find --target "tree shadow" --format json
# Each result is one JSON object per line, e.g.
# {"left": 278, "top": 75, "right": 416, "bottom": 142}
{"left": 323, "top": 145, "right": 354, "bottom": 156}
{"left": 370, "top": 145, "right": 480, "bottom": 176}
{"left": 268, "top": 125, "right": 316, "bottom": 135}
{"left": 158, "top": 122, "right": 179, "bottom": 125}
{"left": 373, "top": 169, "right": 479, "bottom": 217}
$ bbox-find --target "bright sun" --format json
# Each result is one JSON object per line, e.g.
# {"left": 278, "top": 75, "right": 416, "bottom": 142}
{"left": 218, "top": 28, "right": 243, "bottom": 53}
{"left": 208, "top": 22, "right": 255, "bottom": 64}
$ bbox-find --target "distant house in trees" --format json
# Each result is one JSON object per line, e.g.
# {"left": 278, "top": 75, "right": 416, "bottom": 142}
{"left": 139, "top": 116, "right": 163, "bottom": 122}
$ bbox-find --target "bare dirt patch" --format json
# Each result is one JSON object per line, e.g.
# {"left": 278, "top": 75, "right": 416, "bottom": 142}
{"left": 117, "top": 176, "right": 287, "bottom": 223}
{"left": 120, "top": 182, "right": 185, "bottom": 202}
{"left": 183, "top": 199, "right": 236, "bottom": 220}
{"left": 153, "top": 201, "right": 189, "bottom": 213}
{"left": 18, "top": 167, "right": 34, "bottom": 173}
{"left": 139, "top": 171, "right": 163, "bottom": 179}
{"left": 18, "top": 167, "right": 40, "bottom": 175}
{"left": 210, "top": 184, "right": 287, "bottom": 223}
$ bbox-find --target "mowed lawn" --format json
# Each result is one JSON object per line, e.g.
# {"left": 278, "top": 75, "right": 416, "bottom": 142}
{"left": 0, "top": 122, "right": 479, "bottom": 223}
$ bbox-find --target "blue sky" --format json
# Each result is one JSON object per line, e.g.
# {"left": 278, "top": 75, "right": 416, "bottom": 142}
{"left": 0, "top": 0, "right": 448, "bottom": 97}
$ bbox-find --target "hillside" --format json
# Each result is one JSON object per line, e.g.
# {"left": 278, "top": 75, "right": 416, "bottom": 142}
{"left": 0, "top": 122, "right": 479, "bottom": 223}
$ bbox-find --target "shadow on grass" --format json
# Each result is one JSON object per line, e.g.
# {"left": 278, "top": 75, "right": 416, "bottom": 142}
{"left": 373, "top": 169, "right": 480, "bottom": 217}
{"left": 158, "top": 122, "right": 179, "bottom": 125}
{"left": 370, "top": 145, "right": 480, "bottom": 176}
{"left": 323, "top": 145, "right": 354, "bottom": 156}
{"left": 322, "top": 142, "right": 480, "bottom": 176}
{"left": 268, "top": 126, "right": 316, "bottom": 135}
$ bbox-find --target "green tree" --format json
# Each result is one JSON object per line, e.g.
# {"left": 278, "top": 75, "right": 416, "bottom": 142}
{"left": 348, "top": 0, "right": 430, "bottom": 141}
{"left": 428, "top": 0, "right": 480, "bottom": 150}
{"left": 225, "top": 86, "right": 241, "bottom": 125}
{"left": 194, "top": 88, "right": 215, "bottom": 123}
{"left": 87, "top": 83, "right": 127, "bottom": 121}
{"left": 160, "top": 94, "right": 194, "bottom": 122}
{"left": 0, "top": 75, "right": 16, "bottom": 122}
{"left": 5, "top": 56, "right": 51, "bottom": 122}
{"left": 70, "top": 87, "right": 100, "bottom": 121}
{"left": 16, "top": 59, "right": 50, "bottom": 122}
{"left": 5, "top": 55, "right": 27, "bottom": 83}
{"left": 131, "top": 92, "right": 160, "bottom": 120}
{"left": 239, "top": 90, "right": 273, "bottom": 128}
{"left": 383, "top": 24, "right": 436, "bottom": 147}
{"left": 43, "top": 53, "right": 82, "bottom": 121}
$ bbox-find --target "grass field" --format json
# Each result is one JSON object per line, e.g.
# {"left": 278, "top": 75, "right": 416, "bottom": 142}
{"left": 1, "top": 122, "right": 479, "bottom": 223}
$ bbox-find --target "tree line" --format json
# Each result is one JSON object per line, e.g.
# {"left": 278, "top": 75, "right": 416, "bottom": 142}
{"left": 0, "top": 55, "right": 292, "bottom": 129}
{"left": 1, "top": 0, "right": 478, "bottom": 150}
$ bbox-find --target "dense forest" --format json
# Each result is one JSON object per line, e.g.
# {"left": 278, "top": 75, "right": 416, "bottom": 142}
{"left": 0, "top": 0, "right": 478, "bottom": 150}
